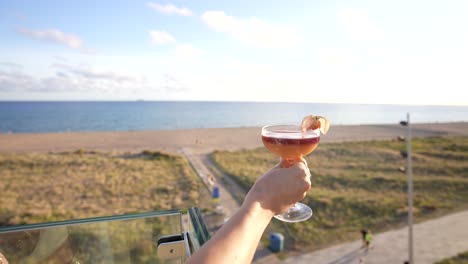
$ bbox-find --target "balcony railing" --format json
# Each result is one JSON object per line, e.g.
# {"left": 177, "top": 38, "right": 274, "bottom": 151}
{"left": 0, "top": 207, "right": 209, "bottom": 263}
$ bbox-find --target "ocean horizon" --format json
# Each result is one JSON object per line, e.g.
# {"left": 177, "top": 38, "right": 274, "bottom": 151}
{"left": 0, "top": 101, "right": 467, "bottom": 134}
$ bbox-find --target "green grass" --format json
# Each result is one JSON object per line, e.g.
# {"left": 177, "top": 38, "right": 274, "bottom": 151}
{"left": 0, "top": 150, "right": 212, "bottom": 226}
{"left": 436, "top": 251, "right": 468, "bottom": 264}
{"left": 211, "top": 136, "right": 468, "bottom": 252}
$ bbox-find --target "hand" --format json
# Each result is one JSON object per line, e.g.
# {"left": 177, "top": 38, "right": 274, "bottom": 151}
{"left": 244, "top": 160, "right": 312, "bottom": 215}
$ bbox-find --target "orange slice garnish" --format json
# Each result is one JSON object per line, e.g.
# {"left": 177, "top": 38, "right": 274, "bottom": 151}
{"left": 301, "top": 115, "right": 330, "bottom": 135}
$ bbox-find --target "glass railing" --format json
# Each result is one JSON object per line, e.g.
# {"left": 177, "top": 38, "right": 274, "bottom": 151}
{"left": 0, "top": 207, "right": 210, "bottom": 263}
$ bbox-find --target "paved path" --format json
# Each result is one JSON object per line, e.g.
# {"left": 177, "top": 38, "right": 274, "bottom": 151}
{"left": 282, "top": 210, "right": 468, "bottom": 264}
{"left": 182, "top": 149, "right": 279, "bottom": 263}
{"left": 182, "top": 148, "right": 240, "bottom": 218}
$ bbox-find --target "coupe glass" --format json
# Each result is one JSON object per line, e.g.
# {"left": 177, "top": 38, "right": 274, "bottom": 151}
{"left": 261, "top": 124, "right": 320, "bottom": 222}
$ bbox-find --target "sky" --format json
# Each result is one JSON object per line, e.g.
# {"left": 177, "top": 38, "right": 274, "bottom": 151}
{"left": 0, "top": 0, "right": 467, "bottom": 105}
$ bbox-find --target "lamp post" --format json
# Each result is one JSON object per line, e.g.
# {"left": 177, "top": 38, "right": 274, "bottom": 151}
{"left": 400, "top": 113, "right": 414, "bottom": 264}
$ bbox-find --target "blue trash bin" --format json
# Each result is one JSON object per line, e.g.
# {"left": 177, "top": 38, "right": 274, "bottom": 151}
{"left": 212, "top": 186, "right": 220, "bottom": 199}
{"left": 269, "top": 233, "right": 284, "bottom": 253}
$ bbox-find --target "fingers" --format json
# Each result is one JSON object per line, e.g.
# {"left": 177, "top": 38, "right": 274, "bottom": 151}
{"left": 277, "top": 158, "right": 312, "bottom": 194}
{"left": 300, "top": 157, "right": 309, "bottom": 169}
{"left": 278, "top": 157, "right": 294, "bottom": 168}
{"left": 291, "top": 160, "right": 307, "bottom": 170}
{"left": 290, "top": 162, "right": 312, "bottom": 193}
{"left": 279, "top": 157, "right": 309, "bottom": 168}
{"left": 291, "top": 161, "right": 311, "bottom": 178}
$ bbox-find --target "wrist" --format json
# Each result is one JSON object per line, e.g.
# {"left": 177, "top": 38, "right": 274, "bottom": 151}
{"left": 242, "top": 194, "right": 276, "bottom": 221}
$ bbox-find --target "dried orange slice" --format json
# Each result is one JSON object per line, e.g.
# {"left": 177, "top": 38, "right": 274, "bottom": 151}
{"left": 301, "top": 115, "right": 330, "bottom": 135}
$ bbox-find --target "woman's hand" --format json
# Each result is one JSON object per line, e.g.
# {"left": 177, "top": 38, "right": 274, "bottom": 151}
{"left": 244, "top": 159, "right": 312, "bottom": 215}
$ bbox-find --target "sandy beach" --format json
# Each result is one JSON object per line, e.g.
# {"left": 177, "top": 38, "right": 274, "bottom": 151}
{"left": 0, "top": 122, "right": 467, "bottom": 154}
{"left": 1, "top": 122, "right": 467, "bottom": 263}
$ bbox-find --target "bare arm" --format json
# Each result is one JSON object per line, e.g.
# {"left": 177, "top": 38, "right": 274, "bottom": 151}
{"left": 187, "top": 161, "right": 311, "bottom": 264}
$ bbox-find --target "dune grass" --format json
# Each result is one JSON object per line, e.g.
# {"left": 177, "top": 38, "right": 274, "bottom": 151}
{"left": 0, "top": 150, "right": 211, "bottom": 227}
{"left": 436, "top": 251, "right": 468, "bottom": 264}
{"left": 211, "top": 136, "right": 468, "bottom": 252}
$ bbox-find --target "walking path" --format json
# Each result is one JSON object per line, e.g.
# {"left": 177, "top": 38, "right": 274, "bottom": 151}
{"left": 282, "top": 210, "right": 468, "bottom": 264}
{"left": 182, "top": 148, "right": 240, "bottom": 218}
{"left": 182, "top": 149, "right": 278, "bottom": 263}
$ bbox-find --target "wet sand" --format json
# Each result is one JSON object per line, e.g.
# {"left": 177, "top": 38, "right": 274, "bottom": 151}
{"left": 0, "top": 122, "right": 467, "bottom": 154}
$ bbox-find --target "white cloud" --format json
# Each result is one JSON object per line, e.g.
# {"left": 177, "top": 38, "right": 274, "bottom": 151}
{"left": 18, "top": 28, "right": 82, "bottom": 49}
{"left": 52, "top": 63, "right": 146, "bottom": 83}
{"left": 0, "top": 70, "right": 35, "bottom": 92}
{"left": 0, "top": 62, "right": 23, "bottom": 70}
{"left": 319, "top": 48, "right": 361, "bottom": 66}
{"left": 201, "top": 11, "right": 237, "bottom": 32}
{"left": 0, "top": 63, "right": 150, "bottom": 93}
{"left": 0, "top": 62, "right": 195, "bottom": 96}
{"left": 201, "top": 11, "right": 302, "bottom": 49}
{"left": 162, "top": 73, "right": 188, "bottom": 92}
{"left": 0, "top": 69, "right": 83, "bottom": 93}
{"left": 53, "top": 56, "right": 69, "bottom": 62}
{"left": 338, "top": 8, "right": 389, "bottom": 44}
{"left": 17, "top": 27, "right": 95, "bottom": 53}
{"left": 173, "top": 44, "right": 202, "bottom": 60}
{"left": 148, "top": 31, "right": 201, "bottom": 60}
{"left": 149, "top": 30, "right": 177, "bottom": 45}
{"left": 147, "top": 2, "right": 193, "bottom": 16}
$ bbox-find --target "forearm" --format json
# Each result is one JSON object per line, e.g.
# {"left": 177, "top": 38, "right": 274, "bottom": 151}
{"left": 187, "top": 200, "right": 274, "bottom": 264}
{"left": 186, "top": 163, "right": 311, "bottom": 263}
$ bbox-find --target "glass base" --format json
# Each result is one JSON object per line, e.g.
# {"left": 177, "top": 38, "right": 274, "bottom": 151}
{"left": 274, "top": 202, "right": 313, "bottom": 223}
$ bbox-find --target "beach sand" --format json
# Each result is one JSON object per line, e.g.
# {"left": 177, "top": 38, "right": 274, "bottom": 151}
{"left": 0, "top": 122, "right": 467, "bottom": 154}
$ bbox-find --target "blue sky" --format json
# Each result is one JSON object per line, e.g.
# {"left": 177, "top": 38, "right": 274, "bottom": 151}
{"left": 0, "top": 0, "right": 467, "bottom": 105}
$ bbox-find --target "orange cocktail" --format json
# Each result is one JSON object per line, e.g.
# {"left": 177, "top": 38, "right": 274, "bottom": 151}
{"left": 261, "top": 124, "right": 321, "bottom": 222}
{"left": 262, "top": 130, "right": 320, "bottom": 160}
{"left": 262, "top": 124, "right": 320, "bottom": 164}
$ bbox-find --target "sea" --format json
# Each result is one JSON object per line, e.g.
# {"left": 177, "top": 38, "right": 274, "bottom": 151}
{"left": 0, "top": 101, "right": 467, "bottom": 134}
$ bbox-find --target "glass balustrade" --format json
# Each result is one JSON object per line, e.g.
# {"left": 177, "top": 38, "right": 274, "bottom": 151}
{"left": 0, "top": 207, "right": 210, "bottom": 263}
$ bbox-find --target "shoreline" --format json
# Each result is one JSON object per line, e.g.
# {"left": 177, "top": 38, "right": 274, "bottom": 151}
{"left": 0, "top": 122, "right": 467, "bottom": 154}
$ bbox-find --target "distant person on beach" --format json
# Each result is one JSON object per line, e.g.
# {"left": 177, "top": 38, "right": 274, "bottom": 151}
{"left": 361, "top": 229, "right": 368, "bottom": 248}
{"left": 187, "top": 158, "right": 311, "bottom": 264}
{"left": 365, "top": 230, "right": 373, "bottom": 250}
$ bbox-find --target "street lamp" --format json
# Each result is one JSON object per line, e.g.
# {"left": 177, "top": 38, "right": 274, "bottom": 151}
{"left": 400, "top": 113, "right": 414, "bottom": 264}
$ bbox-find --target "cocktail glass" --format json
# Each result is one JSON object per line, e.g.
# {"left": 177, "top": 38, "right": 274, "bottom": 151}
{"left": 261, "top": 124, "right": 320, "bottom": 222}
